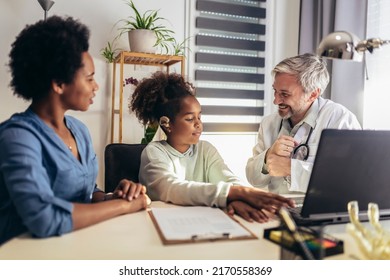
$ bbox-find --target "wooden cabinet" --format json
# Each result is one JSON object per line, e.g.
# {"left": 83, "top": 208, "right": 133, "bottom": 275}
{"left": 110, "top": 51, "right": 185, "bottom": 143}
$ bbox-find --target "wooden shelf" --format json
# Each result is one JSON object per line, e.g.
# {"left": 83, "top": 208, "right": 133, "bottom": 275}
{"left": 114, "top": 51, "right": 184, "bottom": 67}
{"left": 110, "top": 51, "right": 185, "bottom": 143}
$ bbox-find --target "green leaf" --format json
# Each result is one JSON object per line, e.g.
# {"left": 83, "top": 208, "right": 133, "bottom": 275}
{"left": 113, "top": 0, "right": 189, "bottom": 55}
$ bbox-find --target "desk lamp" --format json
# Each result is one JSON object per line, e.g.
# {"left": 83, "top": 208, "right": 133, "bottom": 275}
{"left": 37, "top": 0, "right": 55, "bottom": 20}
{"left": 317, "top": 31, "right": 390, "bottom": 62}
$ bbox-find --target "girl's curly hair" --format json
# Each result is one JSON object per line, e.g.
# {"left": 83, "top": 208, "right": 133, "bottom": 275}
{"left": 130, "top": 71, "right": 195, "bottom": 125}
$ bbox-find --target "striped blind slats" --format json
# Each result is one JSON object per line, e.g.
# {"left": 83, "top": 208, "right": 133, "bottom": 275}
{"left": 196, "top": 35, "right": 265, "bottom": 51}
{"left": 202, "top": 123, "right": 260, "bottom": 133}
{"left": 196, "top": 0, "right": 266, "bottom": 18}
{"left": 195, "top": 0, "right": 266, "bottom": 132}
{"left": 196, "top": 18, "right": 266, "bottom": 34}
{"left": 202, "top": 105, "right": 263, "bottom": 116}
{"left": 196, "top": 88, "right": 264, "bottom": 100}
{"left": 195, "top": 53, "right": 265, "bottom": 67}
{"left": 196, "top": 70, "right": 264, "bottom": 84}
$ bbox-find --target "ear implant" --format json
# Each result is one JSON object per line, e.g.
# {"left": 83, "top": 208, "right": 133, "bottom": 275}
{"left": 159, "top": 116, "right": 170, "bottom": 128}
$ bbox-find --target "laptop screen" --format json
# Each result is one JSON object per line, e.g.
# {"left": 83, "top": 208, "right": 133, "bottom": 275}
{"left": 301, "top": 129, "right": 390, "bottom": 219}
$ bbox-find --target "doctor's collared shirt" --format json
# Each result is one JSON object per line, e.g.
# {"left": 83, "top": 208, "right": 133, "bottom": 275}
{"left": 0, "top": 107, "right": 100, "bottom": 245}
{"left": 246, "top": 97, "right": 362, "bottom": 194}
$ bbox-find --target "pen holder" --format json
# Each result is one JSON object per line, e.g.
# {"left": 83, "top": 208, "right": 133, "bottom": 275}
{"left": 263, "top": 226, "right": 344, "bottom": 260}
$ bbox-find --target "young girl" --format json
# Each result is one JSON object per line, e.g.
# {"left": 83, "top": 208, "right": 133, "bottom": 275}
{"left": 130, "top": 71, "right": 293, "bottom": 222}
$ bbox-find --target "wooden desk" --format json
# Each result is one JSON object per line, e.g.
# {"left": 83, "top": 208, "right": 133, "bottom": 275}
{"left": 0, "top": 201, "right": 382, "bottom": 260}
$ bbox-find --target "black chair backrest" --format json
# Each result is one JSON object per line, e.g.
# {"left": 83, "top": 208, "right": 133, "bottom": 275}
{"left": 104, "top": 143, "right": 147, "bottom": 193}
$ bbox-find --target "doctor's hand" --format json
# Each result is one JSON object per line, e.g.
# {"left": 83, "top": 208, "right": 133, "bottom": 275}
{"left": 227, "top": 200, "right": 270, "bottom": 223}
{"left": 266, "top": 154, "right": 291, "bottom": 177}
{"left": 267, "top": 135, "right": 296, "bottom": 158}
{"left": 228, "top": 186, "right": 295, "bottom": 214}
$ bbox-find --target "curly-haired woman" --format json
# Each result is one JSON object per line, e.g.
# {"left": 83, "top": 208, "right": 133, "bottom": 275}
{"left": 0, "top": 16, "right": 150, "bottom": 245}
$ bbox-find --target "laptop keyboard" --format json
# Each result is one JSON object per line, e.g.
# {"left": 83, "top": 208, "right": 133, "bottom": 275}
{"left": 283, "top": 195, "right": 305, "bottom": 220}
{"left": 289, "top": 205, "right": 302, "bottom": 214}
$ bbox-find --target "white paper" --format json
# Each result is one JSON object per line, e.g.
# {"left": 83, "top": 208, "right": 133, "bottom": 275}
{"left": 150, "top": 206, "right": 252, "bottom": 240}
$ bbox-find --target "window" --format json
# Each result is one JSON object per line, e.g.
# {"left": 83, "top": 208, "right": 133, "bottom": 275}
{"left": 193, "top": 0, "right": 267, "bottom": 132}
{"left": 188, "top": 0, "right": 268, "bottom": 181}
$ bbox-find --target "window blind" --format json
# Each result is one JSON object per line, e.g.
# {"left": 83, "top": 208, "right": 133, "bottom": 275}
{"left": 194, "top": 0, "right": 267, "bottom": 132}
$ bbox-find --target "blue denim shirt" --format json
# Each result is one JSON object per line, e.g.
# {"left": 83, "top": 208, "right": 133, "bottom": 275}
{"left": 0, "top": 107, "right": 100, "bottom": 245}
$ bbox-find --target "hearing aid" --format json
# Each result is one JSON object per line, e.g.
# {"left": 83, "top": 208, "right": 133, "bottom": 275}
{"left": 159, "top": 116, "right": 170, "bottom": 128}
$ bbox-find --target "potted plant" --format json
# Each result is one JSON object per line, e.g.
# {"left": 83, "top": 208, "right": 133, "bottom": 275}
{"left": 100, "top": 40, "right": 120, "bottom": 63}
{"left": 118, "top": 0, "right": 175, "bottom": 53}
{"left": 171, "top": 36, "right": 192, "bottom": 56}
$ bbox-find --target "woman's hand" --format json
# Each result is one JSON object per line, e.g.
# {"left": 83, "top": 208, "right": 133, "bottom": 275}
{"left": 227, "top": 200, "right": 270, "bottom": 223}
{"left": 112, "top": 179, "right": 147, "bottom": 201}
{"left": 124, "top": 193, "right": 151, "bottom": 213}
{"left": 73, "top": 190, "right": 151, "bottom": 230}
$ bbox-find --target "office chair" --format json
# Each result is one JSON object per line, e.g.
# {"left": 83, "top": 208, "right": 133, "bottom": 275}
{"left": 104, "top": 143, "right": 147, "bottom": 193}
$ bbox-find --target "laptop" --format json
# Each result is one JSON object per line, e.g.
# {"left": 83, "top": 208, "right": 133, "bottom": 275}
{"left": 289, "top": 129, "right": 390, "bottom": 226}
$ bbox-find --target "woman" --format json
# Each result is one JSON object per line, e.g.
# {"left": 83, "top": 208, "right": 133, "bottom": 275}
{"left": 130, "top": 71, "right": 294, "bottom": 223}
{"left": 0, "top": 16, "right": 150, "bottom": 245}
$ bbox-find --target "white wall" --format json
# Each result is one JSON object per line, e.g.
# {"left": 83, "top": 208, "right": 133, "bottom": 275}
{"left": 0, "top": 0, "right": 300, "bottom": 189}
{"left": 0, "top": 0, "right": 185, "bottom": 188}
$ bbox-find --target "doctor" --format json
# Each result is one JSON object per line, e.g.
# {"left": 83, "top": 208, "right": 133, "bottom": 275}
{"left": 246, "top": 53, "right": 361, "bottom": 194}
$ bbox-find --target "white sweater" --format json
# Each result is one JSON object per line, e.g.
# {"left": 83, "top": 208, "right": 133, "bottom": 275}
{"left": 139, "top": 140, "right": 247, "bottom": 208}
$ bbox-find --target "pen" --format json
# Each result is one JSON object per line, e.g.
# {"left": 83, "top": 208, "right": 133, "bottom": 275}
{"left": 191, "top": 232, "right": 231, "bottom": 241}
{"left": 278, "top": 207, "right": 315, "bottom": 260}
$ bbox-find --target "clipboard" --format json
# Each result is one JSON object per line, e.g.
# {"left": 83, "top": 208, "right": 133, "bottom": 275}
{"left": 148, "top": 206, "right": 258, "bottom": 245}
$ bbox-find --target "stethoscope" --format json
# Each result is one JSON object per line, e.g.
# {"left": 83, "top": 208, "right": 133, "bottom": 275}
{"left": 278, "top": 120, "right": 314, "bottom": 161}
